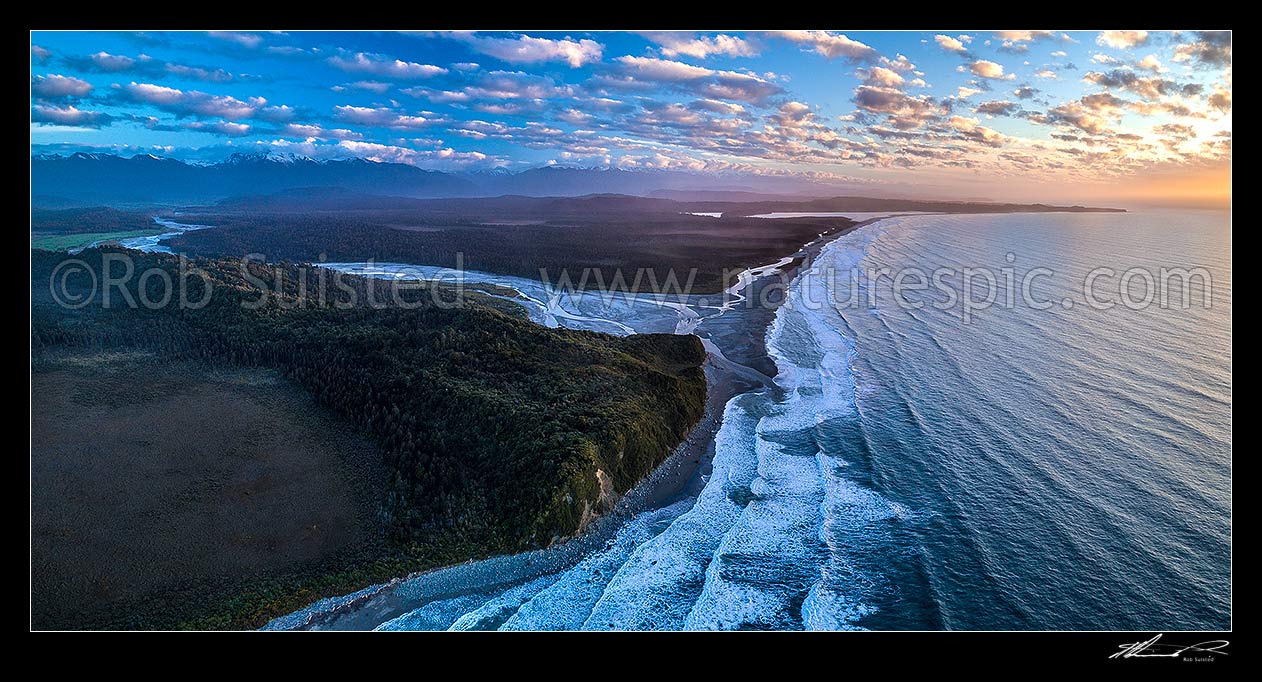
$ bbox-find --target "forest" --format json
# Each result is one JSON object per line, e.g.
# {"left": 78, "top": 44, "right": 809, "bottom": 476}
{"left": 31, "top": 247, "right": 706, "bottom": 628}
{"left": 165, "top": 201, "right": 849, "bottom": 294}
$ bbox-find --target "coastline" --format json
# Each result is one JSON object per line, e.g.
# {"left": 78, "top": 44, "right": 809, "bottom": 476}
{"left": 265, "top": 217, "right": 871, "bottom": 631}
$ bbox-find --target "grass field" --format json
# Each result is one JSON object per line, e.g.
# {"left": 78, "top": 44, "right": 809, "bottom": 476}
{"left": 30, "top": 229, "right": 163, "bottom": 252}
{"left": 31, "top": 349, "right": 386, "bottom": 629}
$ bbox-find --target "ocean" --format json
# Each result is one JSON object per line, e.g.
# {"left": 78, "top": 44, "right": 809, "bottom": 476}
{"left": 747, "top": 209, "right": 1232, "bottom": 630}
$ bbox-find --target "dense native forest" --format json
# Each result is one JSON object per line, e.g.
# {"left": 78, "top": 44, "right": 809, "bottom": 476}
{"left": 31, "top": 207, "right": 156, "bottom": 234}
{"left": 166, "top": 203, "right": 849, "bottom": 294}
{"left": 31, "top": 247, "right": 705, "bottom": 627}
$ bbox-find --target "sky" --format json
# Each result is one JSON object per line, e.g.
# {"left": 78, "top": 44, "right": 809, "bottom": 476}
{"left": 30, "top": 30, "right": 1231, "bottom": 204}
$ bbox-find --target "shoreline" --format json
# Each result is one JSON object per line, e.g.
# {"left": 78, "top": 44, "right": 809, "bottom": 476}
{"left": 265, "top": 217, "right": 873, "bottom": 631}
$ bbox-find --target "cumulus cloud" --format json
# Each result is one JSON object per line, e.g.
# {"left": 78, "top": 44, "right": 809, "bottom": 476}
{"left": 993, "top": 30, "right": 1056, "bottom": 43}
{"left": 32, "top": 74, "right": 93, "bottom": 98}
{"left": 118, "top": 82, "right": 285, "bottom": 121}
{"left": 859, "top": 66, "right": 905, "bottom": 87}
{"left": 1208, "top": 83, "right": 1231, "bottom": 112}
{"left": 691, "top": 98, "right": 746, "bottom": 115}
{"left": 333, "top": 105, "right": 444, "bottom": 130}
{"left": 1012, "top": 86, "right": 1038, "bottom": 99}
{"left": 971, "top": 59, "right": 1007, "bottom": 79}
{"left": 1096, "top": 30, "right": 1149, "bottom": 49}
{"left": 184, "top": 121, "right": 252, "bottom": 136}
{"left": 946, "top": 115, "right": 1007, "bottom": 147}
{"left": 1082, "top": 69, "right": 1201, "bottom": 100}
{"left": 62, "top": 51, "right": 234, "bottom": 82}
{"left": 405, "top": 70, "right": 571, "bottom": 104}
{"left": 1035, "top": 69, "right": 1058, "bottom": 79}
{"left": 72, "top": 51, "right": 138, "bottom": 71}
{"left": 207, "top": 31, "right": 263, "bottom": 48}
{"left": 1136, "top": 55, "right": 1167, "bottom": 73}
{"left": 605, "top": 56, "right": 783, "bottom": 104}
{"left": 328, "top": 52, "right": 448, "bottom": 79}
{"left": 853, "top": 86, "right": 944, "bottom": 129}
{"left": 768, "top": 30, "right": 879, "bottom": 62}
{"left": 934, "top": 35, "right": 968, "bottom": 53}
{"left": 336, "top": 80, "right": 392, "bottom": 94}
{"left": 444, "top": 32, "right": 603, "bottom": 67}
{"left": 976, "top": 100, "right": 1018, "bottom": 116}
{"left": 32, "top": 104, "right": 111, "bottom": 127}
{"left": 1172, "top": 31, "right": 1232, "bottom": 67}
{"left": 280, "top": 123, "right": 364, "bottom": 140}
{"left": 639, "top": 32, "right": 757, "bottom": 59}
{"left": 31, "top": 45, "right": 51, "bottom": 63}
{"left": 1040, "top": 95, "right": 1125, "bottom": 134}
{"left": 340, "top": 140, "right": 490, "bottom": 166}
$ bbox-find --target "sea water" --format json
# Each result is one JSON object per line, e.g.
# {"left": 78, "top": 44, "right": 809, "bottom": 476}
{"left": 737, "top": 209, "right": 1231, "bottom": 630}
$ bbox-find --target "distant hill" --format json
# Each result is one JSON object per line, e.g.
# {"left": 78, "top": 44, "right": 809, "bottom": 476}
{"left": 30, "top": 152, "right": 868, "bottom": 207}
{"left": 31, "top": 152, "right": 1128, "bottom": 212}
{"left": 31, "top": 152, "right": 479, "bottom": 205}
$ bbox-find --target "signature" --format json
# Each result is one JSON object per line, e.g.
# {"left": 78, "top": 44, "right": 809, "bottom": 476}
{"left": 1111, "top": 634, "right": 1230, "bottom": 660}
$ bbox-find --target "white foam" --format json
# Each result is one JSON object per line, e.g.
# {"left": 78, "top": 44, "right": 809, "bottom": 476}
{"left": 581, "top": 394, "right": 763, "bottom": 630}
{"left": 498, "top": 498, "right": 694, "bottom": 631}
{"left": 447, "top": 573, "right": 562, "bottom": 631}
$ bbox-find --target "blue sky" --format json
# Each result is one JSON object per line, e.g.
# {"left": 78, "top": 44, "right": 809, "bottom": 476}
{"left": 30, "top": 30, "right": 1231, "bottom": 201}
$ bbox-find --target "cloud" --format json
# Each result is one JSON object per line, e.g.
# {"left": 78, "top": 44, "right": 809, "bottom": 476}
{"left": 335, "top": 80, "right": 392, "bottom": 94}
{"left": 769, "top": 30, "right": 879, "bottom": 62}
{"left": 71, "top": 51, "right": 138, "bottom": 72}
{"left": 957, "top": 87, "right": 982, "bottom": 98}
{"left": 605, "top": 56, "right": 784, "bottom": 104}
{"left": 853, "top": 86, "right": 944, "bottom": 129}
{"left": 859, "top": 66, "right": 905, "bottom": 87}
{"left": 993, "top": 30, "right": 1056, "bottom": 43}
{"left": 328, "top": 52, "right": 448, "bottom": 79}
{"left": 32, "top": 104, "right": 111, "bottom": 127}
{"left": 445, "top": 32, "right": 603, "bottom": 67}
{"left": 946, "top": 115, "right": 1007, "bottom": 147}
{"left": 1136, "top": 55, "right": 1167, "bottom": 74}
{"left": 31, "top": 45, "right": 51, "bottom": 63}
{"left": 976, "top": 100, "right": 1018, "bottom": 116}
{"left": 971, "top": 60, "right": 1007, "bottom": 79}
{"left": 1035, "top": 69, "right": 1058, "bottom": 79}
{"left": 184, "top": 121, "right": 253, "bottom": 136}
{"left": 333, "top": 105, "right": 444, "bottom": 129}
{"left": 119, "top": 82, "right": 281, "bottom": 121}
{"left": 402, "top": 70, "right": 572, "bottom": 108}
{"left": 1082, "top": 69, "right": 1201, "bottom": 100}
{"left": 934, "top": 35, "right": 968, "bottom": 53}
{"left": 32, "top": 74, "right": 93, "bottom": 98}
{"left": 1208, "top": 83, "right": 1231, "bottom": 112}
{"left": 1096, "top": 30, "right": 1149, "bottom": 49}
{"left": 338, "top": 140, "right": 491, "bottom": 166}
{"left": 1172, "top": 31, "right": 1232, "bottom": 67}
{"left": 1040, "top": 96, "right": 1125, "bottom": 134}
{"left": 1012, "top": 86, "right": 1038, "bottom": 99}
{"left": 691, "top": 98, "right": 746, "bottom": 115}
{"left": 280, "top": 123, "right": 364, "bottom": 140}
{"left": 207, "top": 31, "right": 263, "bottom": 48}
{"left": 62, "top": 51, "right": 234, "bottom": 82}
{"left": 639, "top": 32, "right": 757, "bottom": 59}
{"left": 163, "top": 63, "right": 235, "bottom": 82}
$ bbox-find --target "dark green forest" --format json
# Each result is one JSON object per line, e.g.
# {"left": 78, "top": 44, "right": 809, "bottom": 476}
{"left": 31, "top": 247, "right": 705, "bottom": 628}
{"left": 165, "top": 208, "right": 847, "bottom": 293}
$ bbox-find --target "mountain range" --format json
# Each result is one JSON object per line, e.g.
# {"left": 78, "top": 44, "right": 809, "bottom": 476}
{"left": 31, "top": 152, "right": 853, "bottom": 207}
